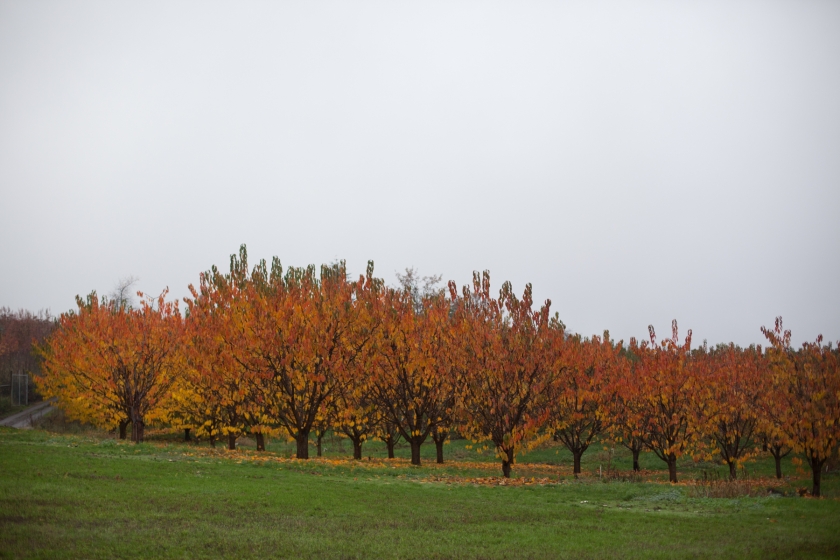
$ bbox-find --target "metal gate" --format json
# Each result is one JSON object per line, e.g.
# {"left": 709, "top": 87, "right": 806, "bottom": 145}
{"left": 11, "top": 373, "right": 28, "bottom": 406}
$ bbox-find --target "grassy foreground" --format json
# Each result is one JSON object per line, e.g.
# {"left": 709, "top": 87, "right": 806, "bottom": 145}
{"left": 0, "top": 427, "right": 838, "bottom": 559}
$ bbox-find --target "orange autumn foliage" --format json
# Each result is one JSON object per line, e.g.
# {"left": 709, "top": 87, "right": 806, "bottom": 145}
{"left": 371, "top": 287, "right": 455, "bottom": 466}
{"left": 617, "top": 321, "right": 698, "bottom": 483}
{"left": 548, "top": 331, "right": 622, "bottom": 476}
{"left": 38, "top": 290, "right": 182, "bottom": 442}
{"left": 762, "top": 317, "right": 840, "bottom": 497}
{"left": 450, "top": 272, "right": 554, "bottom": 478}
{"left": 232, "top": 254, "right": 380, "bottom": 459}
{"left": 178, "top": 249, "right": 266, "bottom": 450}
{"left": 691, "top": 343, "right": 764, "bottom": 480}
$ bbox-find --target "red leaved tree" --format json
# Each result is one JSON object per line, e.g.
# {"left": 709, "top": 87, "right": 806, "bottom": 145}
{"left": 692, "top": 343, "right": 764, "bottom": 479}
{"left": 451, "top": 272, "right": 553, "bottom": 478}
{"left": 548, "top": 331, "right": 619, "bottom": 476}
{"left": 762, "top": 317, "right": 840, "bottom": 497}
{"left": 620, "top": 321, "right": 697, "bottom": 483}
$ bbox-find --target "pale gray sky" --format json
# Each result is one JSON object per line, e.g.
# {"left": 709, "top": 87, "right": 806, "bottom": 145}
{"left": 1, "top": 1, "right": 838, "bottom": 347}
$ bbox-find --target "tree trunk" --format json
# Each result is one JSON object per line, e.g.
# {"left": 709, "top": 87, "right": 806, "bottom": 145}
{"left": 353, "top": 438, "right": 363, "bottom": 460}
{"left": 316, "top": 432, "right": 324, "bottom": 457}
{"left": 118, "top": 420, "right": 128, "bottom": 440}
{"left": 228, "top": 433, "right": 237, "bottom": 450}
{"left": 810, "top": 456, "right": 825, "bottom": 497}
{"left": 131, "top": 420, "right": 144, "bottom": 443}
{"left": 410, "top": 439, "right": 421, "bottom": 466}
{"left": 501, "top": 447, "right": 515, "bottom": 478}
{"left": 769, "top": 444, "right": 789, "bottom": 479}
{"left": 386, "top": 439, "right": 395, "bottom": 459}
{"left": 728, "top": 460, "right": 737, "bottom": 480}
{"left": 573, "top": 450, "right": 582, "bottom": 476}
{"left": 812, "top": 466, "right": 822, "bottom": 498}
{"left": 624, "top": 440, "right": 642, "bottom": 471}
{"left": 209, "top": 435, "right": 216, "bottom": 448}
{"left": 295, "top": 431, "right": 310, "bottom": 459}
{"left": 667, "top": 454, "right": 678, "bottom": 483}
{"left": 184, "top": 428, "right": 191, "bottom": 442}
{"left": 432, "top": 430, "right": 447, "bottom": 464}
{"left": 255, "top": 433, "right": 265, "bottom": 452}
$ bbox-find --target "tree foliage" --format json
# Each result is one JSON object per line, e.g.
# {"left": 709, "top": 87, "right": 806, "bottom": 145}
{"left": 34, "top": 248, "right": 839, "bottom": 493}
{"left": 38, "top": 290, "right": 182, "bottom": 442}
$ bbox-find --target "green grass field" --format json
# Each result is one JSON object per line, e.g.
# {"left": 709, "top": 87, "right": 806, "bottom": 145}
{"left": 1, "top": 421, "right": 838, "bottom": 559}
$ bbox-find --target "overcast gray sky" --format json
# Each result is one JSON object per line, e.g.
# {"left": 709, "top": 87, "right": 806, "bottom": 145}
{"left": 1, "top": 1, "right": 838, "bottom": 347}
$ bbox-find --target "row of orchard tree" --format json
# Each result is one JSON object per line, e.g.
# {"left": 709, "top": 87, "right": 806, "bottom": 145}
{"left": 37, "top": 247, "right": 840, "bottom": 496}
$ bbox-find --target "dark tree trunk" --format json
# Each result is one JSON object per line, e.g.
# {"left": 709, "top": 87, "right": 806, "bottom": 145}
{"left": 353, "top": 438, "right": 363, "bottom": 460}
{"left": 184, "top": 428, "right": 191, "bottom": 442}
{"left": 623, "top": 440, "right": 642, "bottom": 472}
{"left": 667, "top": 454, "right": 678, "bottom": 483}
{"left": 812, "top": 467, "right": 822, "bottom": 498}
{"left": 295, "top": 431, "right": 310, "bottom": 459}
{"left": 728, "top": 460, "right": 737, "bottom": 480}
{"left": 118, "top": 420, "right": 128, "bottom": 440}
{"left": 501, "top": 447, "right": 515, "bottom": 478}
{"left": 316, "top": 432, "right": 324, "bottom": 457}
{"left": 810, "top": 456, "right": 825, "bottom": 497}
{"left": 255, "top": 433, "right": 265, "bottom": 452}
{"left": 381, "top": 424, "right": 400, "bottom": 459}
{"left": 573, "top": 450, "right": 583, "bottom": 476}
{"left": 228, "top": 433, "right": 237, "bottom": 450}
{"left": 410, "top": 439, "right": 421, "bottom": 466}
{"left": 209, "top": 435, "right": 216, "bottom": 448}
{"left": 131, "top": 420, "right": 144, "bottom": 443}
{"left": 770, "top": 445, "right": 788, "bottom": 479}
{"left": 129, "top": 405, "right": 144, "bottom": 443}
{"left": 433, "top": 430, "right": 447, "bottom": 464}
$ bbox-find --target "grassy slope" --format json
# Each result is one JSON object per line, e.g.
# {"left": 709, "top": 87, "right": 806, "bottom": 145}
{"left": 0, "top": 427, "right": 838, "bottom": 559}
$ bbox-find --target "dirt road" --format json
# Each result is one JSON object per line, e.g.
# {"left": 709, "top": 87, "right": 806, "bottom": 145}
{"left": 0, "top": 399, "right": 55, "bottom": 429}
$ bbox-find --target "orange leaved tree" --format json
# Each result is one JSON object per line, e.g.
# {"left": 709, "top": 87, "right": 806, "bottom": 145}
{"left": 38, "top": 290, "right": 182, "bottom": 442}
{"left": 180, "top": 250, "right": 266, "bottom": 450}
{"left": 762, "top": 317, "right": 840, "bottom": 497}
{"left": 237, "top": 255, "right": 380, "bottom": 459}
{"left": 620, "top": 321, "right": 698, "bottom": 483}
{"left": 371, "top": 287, "right": 455, "bottom": 466}
{"left": 548, "top": 331, "right": 619, "bottom": 476}
{"left": 604, "top": 348, "right": 644, "bottom": 471}
{"left": 692, "top": 343, "right": 764, "bottom": 479}
{"left": 451, "top": 272, "right": 553, "bottom": 478}
{"left": 332, "top": 328, "right": 383, "bottom": 460}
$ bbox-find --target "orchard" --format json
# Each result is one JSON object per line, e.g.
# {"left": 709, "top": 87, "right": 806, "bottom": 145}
{"left": 37, "top": 246, "right": 840, "bottom": 497}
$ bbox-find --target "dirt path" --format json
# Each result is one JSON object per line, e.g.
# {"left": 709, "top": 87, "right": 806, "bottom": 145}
{"left": 0, "top": 399, "right": 55, "bottom": 429}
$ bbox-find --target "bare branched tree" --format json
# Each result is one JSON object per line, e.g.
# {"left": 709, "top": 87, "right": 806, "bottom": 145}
{"left": 109, "top": 276, "right": 139, "bottom": 310}
{"left": 395, "top": 268, "right": 443, "bottom": 311}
